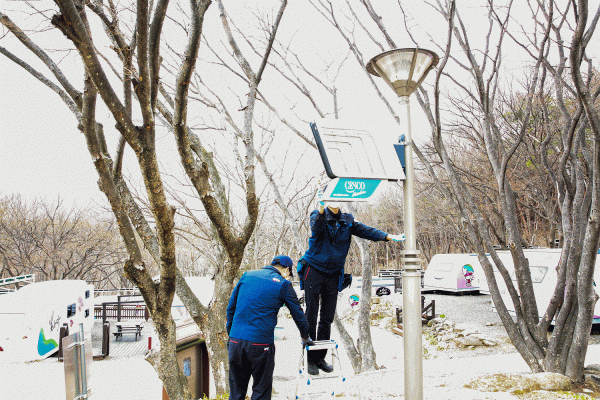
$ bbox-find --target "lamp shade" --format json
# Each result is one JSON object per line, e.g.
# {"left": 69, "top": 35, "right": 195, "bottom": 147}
{"left": 367, "top": 48, "right": 439, "bottom": 97}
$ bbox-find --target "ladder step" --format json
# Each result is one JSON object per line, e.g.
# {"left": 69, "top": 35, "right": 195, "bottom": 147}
{"left": 296, "top": 339, "right": 345, "bottom": 399}
{"left": 306, "top": 374, "right": 344, "bottom": 381}
{"left": 305, "top": 340, "right": 338, "bottom": 351}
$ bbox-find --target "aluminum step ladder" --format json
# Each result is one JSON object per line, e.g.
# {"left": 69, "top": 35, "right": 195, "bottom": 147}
{"left": 295, "top": 340, "right": 345, "bottom": 399}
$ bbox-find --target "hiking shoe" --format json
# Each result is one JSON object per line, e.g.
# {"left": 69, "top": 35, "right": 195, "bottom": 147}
{"left": 307, "top": 361, "right": 319, "bottom": 375}
{"left": 315, "top": 359, "right": 333, "bottom": 373}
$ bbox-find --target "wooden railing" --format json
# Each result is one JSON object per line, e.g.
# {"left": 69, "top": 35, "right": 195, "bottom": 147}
{"left": 95, "top": 300, "right": 149, "bottom": 323}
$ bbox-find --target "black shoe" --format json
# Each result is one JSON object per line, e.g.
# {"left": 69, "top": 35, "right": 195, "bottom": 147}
{"left": 315, "top": 359, "right": 333, "bottom": 373}
{"left": 307, "top": 361, "right": 319, "bottom": 375}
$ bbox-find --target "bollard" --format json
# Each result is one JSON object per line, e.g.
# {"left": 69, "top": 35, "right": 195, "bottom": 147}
{"left": 102, "top": 322, "right": 110, "bottom": 357}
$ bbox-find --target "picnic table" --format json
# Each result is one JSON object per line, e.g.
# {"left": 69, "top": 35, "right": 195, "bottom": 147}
{"left": 113, "top": 322, "right": 143, "bottom": 341}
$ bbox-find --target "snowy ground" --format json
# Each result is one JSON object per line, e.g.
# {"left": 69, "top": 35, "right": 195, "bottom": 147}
{"left": 3, "top": 293, "right": 600, "bottom": 399}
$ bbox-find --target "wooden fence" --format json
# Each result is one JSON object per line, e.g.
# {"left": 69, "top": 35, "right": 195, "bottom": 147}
{"left": 95, "top": 300, "right": 149, "bottom": 323}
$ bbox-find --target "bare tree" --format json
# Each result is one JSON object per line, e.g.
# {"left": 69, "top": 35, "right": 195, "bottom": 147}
{"left": 1, "top": 0, "right": 288, "bottom": 397}
{"left": 0, "top": 195, "right": 127, "bottom": 286}
{"left": 306, "top": 0, "right": 600, "bottom": 382}
{"left": 417, "top": 0, "right": 600, "bottom": 380}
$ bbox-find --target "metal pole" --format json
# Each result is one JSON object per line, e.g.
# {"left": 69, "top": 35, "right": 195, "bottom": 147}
{"left": 400, "top": 97, "right": 415, "bottom": 251}
{"left": 78, "top": 323, "right": 88, "bottom": 398}
{"left": 399, "top": 96, "right": 423, "bottom": 400}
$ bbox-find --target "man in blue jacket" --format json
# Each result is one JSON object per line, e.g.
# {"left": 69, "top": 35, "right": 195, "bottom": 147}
{"left": 299, "top": 201, "right": 402, "bottom": 375}
{"left": 227, "top": 255, "right": 313, "bottom": 400}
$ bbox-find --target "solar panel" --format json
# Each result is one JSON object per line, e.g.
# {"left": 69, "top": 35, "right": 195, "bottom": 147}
{"left": 310, "top": 119, "right": 405, "bottom": 181}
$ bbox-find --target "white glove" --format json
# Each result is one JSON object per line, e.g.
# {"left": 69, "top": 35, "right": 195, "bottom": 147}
{"left": 316, "top": 182, "right": 325, "bottom": 212}
{"left": 388, "top": 234, "right": 405, "bottom": 242}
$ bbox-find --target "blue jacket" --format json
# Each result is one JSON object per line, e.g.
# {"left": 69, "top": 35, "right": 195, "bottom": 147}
{"left": 300, "top": 208, "right": 388, "bottom": 276}
{"left": 226, "top": 266, "right": 309, "bottom": 344}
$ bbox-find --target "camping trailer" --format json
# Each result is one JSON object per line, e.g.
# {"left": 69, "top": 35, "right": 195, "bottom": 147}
{"left": 424, "top": 249, "right": 600, "bottom": 324}
{"left": 423, "top": 253, "right": 486, "bottom": 294}
{"left": 0, "top": 280, "right": 95, "bottom": 362}
{"left": 491, "top": 249, "right": 600, "bottom": 324}
{"left": 423, "top": 250, "right": 550, "bottom": 295}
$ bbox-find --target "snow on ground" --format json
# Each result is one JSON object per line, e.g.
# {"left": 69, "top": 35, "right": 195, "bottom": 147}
{"left": 3, "top": 286, "right": 600, "bottom": 399}
{"left": 0, "top": 355, "right": 162, "bottom": 399}
{"left": 4, "top": 309, "right": 600, "bottom": 400}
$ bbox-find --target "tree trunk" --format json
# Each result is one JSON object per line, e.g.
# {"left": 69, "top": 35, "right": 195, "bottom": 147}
{"left": 332, "top": 204, "right": 378, "bottom": 373}
{"left": 333, "top": 312, "right": 362, "bottom": 373}
{"left": 355, "top": 236, "right": 378, "bottom": 372}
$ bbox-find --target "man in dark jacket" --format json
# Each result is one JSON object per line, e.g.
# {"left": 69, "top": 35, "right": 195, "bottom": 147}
{"left": 227, "top": 255, "right": 313, "bottom": 400}
{"left": 299, "top": 201, "right": 402, "bottom": 375}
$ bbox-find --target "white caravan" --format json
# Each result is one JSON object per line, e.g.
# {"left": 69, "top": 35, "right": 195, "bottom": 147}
{"left": 491, "top": 249, "right": 600, "bottom": 324}
{"left": 424, "top": 249, "right": 600, "bottom": 324}
{"left": 423, "top": 253, "right": 486, "bottom": 294}
{"left": 0, "top": 280, "right": 95, "bottom": 362}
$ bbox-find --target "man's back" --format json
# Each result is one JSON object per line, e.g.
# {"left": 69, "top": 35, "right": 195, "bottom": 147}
{"left": 227, "top": 266, "right": 305, "bottom": 344}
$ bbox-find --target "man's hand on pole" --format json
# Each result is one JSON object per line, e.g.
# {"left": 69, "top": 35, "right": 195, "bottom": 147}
{"left": 316, "top": 182, "right": 325, "bottom": 214}
{"left": 387, "top": 234, "right": 405, "bottom": 242}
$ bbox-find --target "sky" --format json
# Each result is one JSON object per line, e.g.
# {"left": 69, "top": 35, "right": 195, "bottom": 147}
{"left": 0, "top": 62, "right": 101, "bottom": 207}
{"left": 0, "top": 0, "right": 548, "bottom": 210}
{"left": 0, "top": 0, "right": 413, "bottom": 210}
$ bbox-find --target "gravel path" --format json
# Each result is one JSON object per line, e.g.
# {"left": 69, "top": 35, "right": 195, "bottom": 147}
{"left": 423, "top": 291, "right": 600, "bottom": 346}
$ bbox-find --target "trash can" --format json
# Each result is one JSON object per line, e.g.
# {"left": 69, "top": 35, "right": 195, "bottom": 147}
{"left": 162, "top": 333, "right": 210, "bottom": 400}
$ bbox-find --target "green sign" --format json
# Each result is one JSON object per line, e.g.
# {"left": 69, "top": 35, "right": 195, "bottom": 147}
{"left": 328, "top": 178, "right": 382, "bottom": 200}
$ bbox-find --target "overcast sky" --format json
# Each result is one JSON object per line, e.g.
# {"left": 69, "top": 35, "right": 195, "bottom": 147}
{"left": 0, "top": 1, "right": 405, "bottom": 208}
{"left": 0, "top": 1, "right": 547, "bottom": 209}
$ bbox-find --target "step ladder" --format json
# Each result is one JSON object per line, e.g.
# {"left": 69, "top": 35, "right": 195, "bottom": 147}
{"left": 295, "top": 340, "right": 345, "bottom": 399}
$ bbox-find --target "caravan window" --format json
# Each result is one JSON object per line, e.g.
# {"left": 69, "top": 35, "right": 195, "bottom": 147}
{"left": 509, "top": 266, "right": 548, "bottom": 283}
{"left": 433, "top": 263, "right": 453, "bottom": 279}
{"left": 67, "top": 303, "right": 76, "bottom": 317}
{"left": 435, "top": 263, "right": 453, "bottom": 272}
{"left": 530, "top": 266, "right": 548, "bottom": 283}
{"left": 85, "top": 290, "right": 90, "bottom": 299}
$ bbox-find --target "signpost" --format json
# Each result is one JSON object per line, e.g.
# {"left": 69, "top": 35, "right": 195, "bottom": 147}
{"left": 320, "top": 178, "right": 382, "bottom": 202}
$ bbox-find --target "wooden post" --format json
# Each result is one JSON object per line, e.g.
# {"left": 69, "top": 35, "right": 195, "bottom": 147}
{"left": 117, "top": 296, "right": 122, "bottom": 322}
{"left": 102, "top": 322, "right": 110, "bottom": 357}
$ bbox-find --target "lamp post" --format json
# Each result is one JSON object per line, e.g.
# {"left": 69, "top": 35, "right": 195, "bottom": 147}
{"left": 367, "top": 48, "right": 439, "bottom": 400}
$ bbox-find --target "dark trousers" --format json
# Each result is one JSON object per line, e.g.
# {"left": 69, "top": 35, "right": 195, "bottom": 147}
{"left": 228, "top": 338, "right": 275, "bottom": 400}
{"left": 304, "top": 266, "right": 339, "bottom": 362}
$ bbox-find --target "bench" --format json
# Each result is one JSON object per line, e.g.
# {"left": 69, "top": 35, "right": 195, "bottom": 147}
{"left": 113, "top": 324, "right": 143, "bottom": 341}
{"left": 396, "top": 296, "right": 436, "bottom": 324}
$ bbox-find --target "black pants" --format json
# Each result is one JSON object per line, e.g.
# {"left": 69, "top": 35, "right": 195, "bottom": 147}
{"left": 228, "top": 338, "right": 275, "bottom": 400}
{"left": 303, "top": 266, "right": 339, "bottom": 362}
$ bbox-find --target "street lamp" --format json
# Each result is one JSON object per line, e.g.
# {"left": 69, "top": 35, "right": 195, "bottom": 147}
{"left": 367, "top": 48, "right": 439, "bottom": 400}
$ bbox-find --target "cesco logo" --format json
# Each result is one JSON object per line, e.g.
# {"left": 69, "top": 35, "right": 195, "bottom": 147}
{"left": 344, "top": 181, "right": 365, "bottom": 192}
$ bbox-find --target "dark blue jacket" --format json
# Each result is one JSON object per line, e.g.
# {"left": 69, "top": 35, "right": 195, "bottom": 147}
{"left": 301, "top": 208, "right": 388, "bottom": 276}
{"left": 226, "top": 266, "right": 309, "bottom": 344}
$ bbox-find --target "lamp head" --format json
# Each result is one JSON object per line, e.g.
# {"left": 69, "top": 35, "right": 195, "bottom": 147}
{"left": 367, "top": 48, "right": 439, "bottom": 97}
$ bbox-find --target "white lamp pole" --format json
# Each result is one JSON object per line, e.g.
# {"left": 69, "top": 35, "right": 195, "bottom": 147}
{"left": 367, "top": 48, "right": 439, "bottom": 400}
